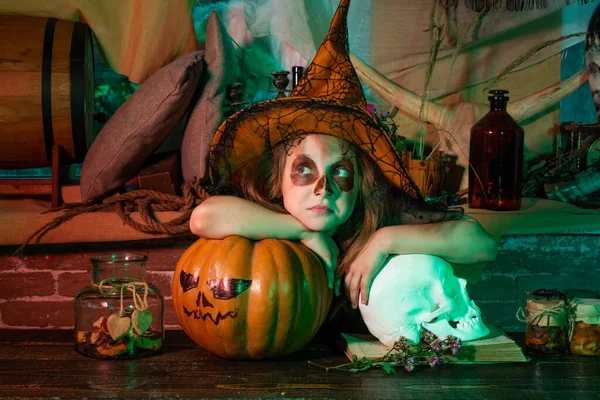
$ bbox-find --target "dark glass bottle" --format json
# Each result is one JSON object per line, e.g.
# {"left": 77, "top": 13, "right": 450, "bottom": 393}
{"left": 468, "top": 90, "right": 524, "bottom": 211}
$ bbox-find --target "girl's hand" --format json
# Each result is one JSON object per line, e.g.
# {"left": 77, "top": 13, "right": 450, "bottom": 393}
{"left": 344, "top": 230, "right": 389, "bottom": 309}
{"left": 300, "top": 231, "right": 339, "bottom": 293}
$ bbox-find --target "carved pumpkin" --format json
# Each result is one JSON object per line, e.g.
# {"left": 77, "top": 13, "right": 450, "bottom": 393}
{"left": 172, "top": 235, "right": 333, "bottom": 359}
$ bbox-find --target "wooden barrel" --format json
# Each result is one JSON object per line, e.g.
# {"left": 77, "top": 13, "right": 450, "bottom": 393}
{"left": 0, "top": 16, "right": 94, "bottom": 169}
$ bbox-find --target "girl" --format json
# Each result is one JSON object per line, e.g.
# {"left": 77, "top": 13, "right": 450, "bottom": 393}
{"left": 191, "top": 133, "right": 497, "bottom": 309}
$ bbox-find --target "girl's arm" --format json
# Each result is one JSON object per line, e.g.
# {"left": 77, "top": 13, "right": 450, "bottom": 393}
{"left": 377, "top": 215, "right": 498, "bottom": 264}
{"left": 190, "top": 196, "right": 306, "bottom": 240}
{"left": 190, "top": 196, "right": 339, "bottom": 289}
{"left": 344, "top": 216, "right": 498, "bottom": 308}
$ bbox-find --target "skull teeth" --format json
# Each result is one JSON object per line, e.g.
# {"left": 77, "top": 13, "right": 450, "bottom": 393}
{"left": 455, "top": 316, "right": 480, "bottom": 329}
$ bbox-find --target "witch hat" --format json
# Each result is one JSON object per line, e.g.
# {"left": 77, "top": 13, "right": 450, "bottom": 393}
{"left": 209, "top": 0, "right": 422, "bottom": 200}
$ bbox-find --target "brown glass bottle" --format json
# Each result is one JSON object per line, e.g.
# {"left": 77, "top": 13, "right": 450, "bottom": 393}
{"left": 468, "top": 90, "right": 524, "bottom": 211}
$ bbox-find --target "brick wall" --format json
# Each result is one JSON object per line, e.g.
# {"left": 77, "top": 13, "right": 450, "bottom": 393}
{"left": 0, "top": 234, "right": 598, "bottom": 332}
{"left": 0, "top": 239, "right": 193, "bottom": 330}
{"left": 468, "top": 234, "right": 600, "bottom": 332}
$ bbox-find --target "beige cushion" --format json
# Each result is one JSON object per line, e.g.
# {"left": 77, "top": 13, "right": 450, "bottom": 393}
{"left": 181, "top": 11, "right": 237, "bottom": 183}
{"left": 80, "top": 52, "right": 205, "bottom": 201}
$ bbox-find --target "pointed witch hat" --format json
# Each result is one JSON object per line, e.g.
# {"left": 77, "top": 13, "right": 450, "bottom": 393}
{"left": 209, "top": 0, "right": 422, "bottom": 200}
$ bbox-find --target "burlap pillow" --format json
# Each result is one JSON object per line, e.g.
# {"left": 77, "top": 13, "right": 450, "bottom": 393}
{"left": 80, "top": 51, "right": 204, "bottom": 201}
{"left": 181, "top": 11, "right": 236, "bottom": 183}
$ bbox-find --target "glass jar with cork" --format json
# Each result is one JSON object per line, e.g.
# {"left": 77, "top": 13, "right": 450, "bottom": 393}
{"left": 74, "top": 254, "right": 164, "bottom": 359}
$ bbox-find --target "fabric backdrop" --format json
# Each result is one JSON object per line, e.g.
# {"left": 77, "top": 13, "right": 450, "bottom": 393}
{"left": 0, "top": 0, "right": 198, "bottom": 83}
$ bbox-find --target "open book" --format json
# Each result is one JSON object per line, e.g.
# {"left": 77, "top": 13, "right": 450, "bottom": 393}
{"left": 340, "top": 324, "right": 530, "bottom": 364}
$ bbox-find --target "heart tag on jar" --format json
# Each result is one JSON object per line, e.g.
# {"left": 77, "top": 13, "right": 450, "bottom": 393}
{"left": 132, "top": 309, "right": 153, "bottom": 335}
{"left": 107, "top": 314, "right": 132, "bottom": 341}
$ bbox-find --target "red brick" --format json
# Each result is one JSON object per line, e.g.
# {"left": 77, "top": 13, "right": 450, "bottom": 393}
{"left": 164, "top": 298, "right": 180, "bottom": 327}
{"left": 0, "top": 300, "right": 73, "bottom": 328}
{"left": 0, "top": 272, "right": 55, "bottom": 299}
{"left": 56, "top": 272, "right": 91, "bottom": 297}
{"left": 147, "top": 272, "right": 174, "bottom": 297}
{"left": 0, "top": 256, "right": 29, "bottom": 271}
{"left": 144, "top": 247, "right": 189, "bottom": 271}
{"left": 2, "top": 254, "right": 91, "bottom": 271}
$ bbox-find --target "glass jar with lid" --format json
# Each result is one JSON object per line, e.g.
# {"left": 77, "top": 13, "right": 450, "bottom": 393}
{"left": 523, "top": 298, "right": 568, "bottom": 356}
{"left": 74, "top": 254, "right": 164, "bottom": 358}
{"left": 569, "top": 298, "right": 600, "bottom": 356}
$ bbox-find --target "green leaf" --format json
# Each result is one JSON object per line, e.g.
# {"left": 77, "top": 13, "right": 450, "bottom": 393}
{"left": 381, "top": 362, "right": 396, "bottom": 375}
{"left": 132, "top": 309, "right": 153, "bottom": 335}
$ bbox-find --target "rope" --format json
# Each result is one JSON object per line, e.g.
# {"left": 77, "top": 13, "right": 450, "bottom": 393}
{"left": 94, "top": 280, "right": 150, "bottom": 315}
{"left": 516, "top": 300, "right": 578, "bottom": 340}
{"left": 14, "top": 180, "right": 213, "bottom": 255}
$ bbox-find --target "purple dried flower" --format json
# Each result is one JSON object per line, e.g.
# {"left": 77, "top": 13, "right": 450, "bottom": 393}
{"left": 395, "top": 339, "right": 411, "bottom": 350}
{"left": 451, "top": 345, "right": 460, "bottom": 356}
{"left": 421, "top": 330, "right": 436, "bottom": 344}
{"left": 404, "top": 364, "right": 415, "bottom": 372}
{"left": 428, "top": 355, "right": 442, "bottom": 367}
{"left": 366, "top": 103, "right": 376, "bottom": 115}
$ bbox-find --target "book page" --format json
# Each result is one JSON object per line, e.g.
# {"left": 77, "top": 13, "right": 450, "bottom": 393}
{"left": 340, "top": 324, "right": 529, "bottom": 363}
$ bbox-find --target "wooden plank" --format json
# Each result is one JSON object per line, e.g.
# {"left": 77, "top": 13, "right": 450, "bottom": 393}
{"left": 0, "top": 179, "right": 52, "bottom": 195}
{"left": 0, "top": 330, "right": 598, "bottom": 399}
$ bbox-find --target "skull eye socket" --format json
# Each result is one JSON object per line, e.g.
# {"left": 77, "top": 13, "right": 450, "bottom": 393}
{"left": 207, "top": 278, "right": 252, "bottom": 300}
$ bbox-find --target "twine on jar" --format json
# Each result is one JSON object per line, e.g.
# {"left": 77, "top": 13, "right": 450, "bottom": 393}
{"left": 93, "top": 280, "right": 150, "bottom": 316}
{"left": 516, "top": 300, "right": 578, "bottom": 341}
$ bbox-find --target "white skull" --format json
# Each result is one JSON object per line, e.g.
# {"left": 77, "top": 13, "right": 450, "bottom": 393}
{"left": 359, "top": 254, "right": 489, "bottom": 347}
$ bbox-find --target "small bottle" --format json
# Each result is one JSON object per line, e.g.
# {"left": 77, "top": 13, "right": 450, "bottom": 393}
{"left": 469, "top": 90, "right": 524, "bottom": 211}
{"left": 74, "top": 254, "right": 164, "bottom": 359}
{"left": 569, "top": 298, "right": 600, "bottom": 356}
{"left": 524, "top": 299, "right": 568, "bottom": 356}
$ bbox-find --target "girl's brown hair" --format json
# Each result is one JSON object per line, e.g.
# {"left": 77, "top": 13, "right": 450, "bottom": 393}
{"left": 234, "top": 136, "right": 394, "bottom": 275}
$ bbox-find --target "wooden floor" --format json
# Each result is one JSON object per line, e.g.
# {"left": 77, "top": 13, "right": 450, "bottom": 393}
{"left": 0, "top": 330, "right": 599, "bottom": 399}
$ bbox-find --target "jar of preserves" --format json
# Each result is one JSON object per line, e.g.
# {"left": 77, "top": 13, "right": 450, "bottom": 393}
{"left": 523, "top": 299, "right": 568, "bottom": 356}
{"left": 569, "top": 298, "right": 600, "bottom": 356}
{"left": 74, "top": 254, "right": 164, "bottom": 358}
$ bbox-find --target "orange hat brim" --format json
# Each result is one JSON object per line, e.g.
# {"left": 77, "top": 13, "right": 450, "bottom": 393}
{"left": 209, "top": 97, "right": 423, "bottom": 200}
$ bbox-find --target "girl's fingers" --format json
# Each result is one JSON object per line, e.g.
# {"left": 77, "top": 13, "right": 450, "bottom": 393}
{"left": 360, "top": 276, "right": 370, "bottom": 305}
{"left": 348, "top": 273, "right": 362, "bottom": 309}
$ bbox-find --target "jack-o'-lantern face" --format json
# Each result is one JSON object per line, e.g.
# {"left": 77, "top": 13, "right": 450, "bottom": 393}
{"left": 179, "top": 271, "right": 252, "bottom": 325}
{"left": 172, "top": 236, "right": 332, "bottom": 359}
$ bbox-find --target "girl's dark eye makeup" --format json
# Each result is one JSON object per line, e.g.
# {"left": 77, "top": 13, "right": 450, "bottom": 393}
{"left": 291, "top": 157, "right": 318, "bottom": 185}
{"left": 289, "top": 156, "right": 355, "bottom": 192}
{"left": 332, "top": 159, "right": 355, "bottom": 192}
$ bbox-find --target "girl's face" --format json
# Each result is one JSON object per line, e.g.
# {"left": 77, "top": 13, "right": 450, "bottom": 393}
{"left": 281, "top": 135, "right": 359, "bottom": 233}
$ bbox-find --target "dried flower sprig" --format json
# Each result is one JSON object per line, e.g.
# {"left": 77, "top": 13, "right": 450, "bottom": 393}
{"left": 309, "top": 330, "right": 462, "bottom": 375}
{"left": 367, "top": 103, "right": 406, "bottom": 153}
